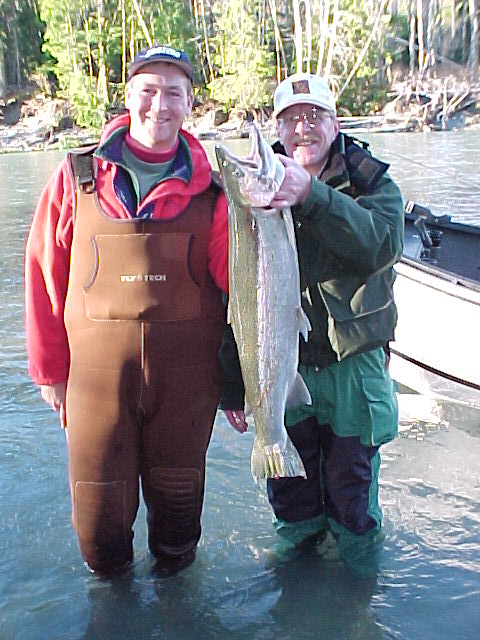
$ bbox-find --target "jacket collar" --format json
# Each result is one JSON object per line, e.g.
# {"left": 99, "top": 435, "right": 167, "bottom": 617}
{"left": 95, "top": 124, "right": 192, "bottom": 183}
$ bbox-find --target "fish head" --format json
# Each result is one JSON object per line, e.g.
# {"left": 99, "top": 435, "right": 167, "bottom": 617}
{"left": 215, "top": 124, "right": 285, "bottom": 208}
{"left": 215, "top": 144, "right": 251, "bottom": 207}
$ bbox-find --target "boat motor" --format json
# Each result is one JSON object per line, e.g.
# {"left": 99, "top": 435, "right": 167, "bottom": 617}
{"left": 406, "top": 201, "right": 446, "bottom": 265}
{"left": 413, "top": 217, "right": 443, "bottom": 264}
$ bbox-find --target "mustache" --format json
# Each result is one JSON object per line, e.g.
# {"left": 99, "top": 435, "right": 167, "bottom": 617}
{"left": 293, "top": 135, "right": 320, "bottom": 144}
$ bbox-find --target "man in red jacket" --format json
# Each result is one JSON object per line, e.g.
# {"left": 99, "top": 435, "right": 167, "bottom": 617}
{"left": 25, "top": 45, "right": 229, "bottom": 576}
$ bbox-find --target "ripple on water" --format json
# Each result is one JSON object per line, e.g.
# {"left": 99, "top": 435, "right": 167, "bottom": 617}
{"left": 2, "top": 143, "right": 480, "bottom": 640}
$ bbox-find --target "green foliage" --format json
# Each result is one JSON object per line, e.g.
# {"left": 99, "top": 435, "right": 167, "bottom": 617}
{"left": 0, "top": 0, "right": 46, "bottom": 84}
{"left": 327, "top": 1, "right": 392, "bottom": 115}
{"left": 3, "top": 0, "right": 479, "bottom": 124}
{"left": 68, "top": 74, "right": 105, "bottom": 130}
{"left": 208, "top": 0, "right": 275, "bottom": 109}
{"left": 38, "top": 0, "right": 196, "bottom": 127}
{"left": 339, "top": 78, "right": 389, "bottom": 116}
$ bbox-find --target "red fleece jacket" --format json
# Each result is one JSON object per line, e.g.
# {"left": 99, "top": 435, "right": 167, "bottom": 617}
{"left": 25, "top": 114, "right": 229, "bottom": 385}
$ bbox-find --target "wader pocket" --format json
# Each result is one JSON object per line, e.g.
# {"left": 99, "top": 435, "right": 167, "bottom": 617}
{"left": 84, "top": 233, "right": 201, "bottom": 322}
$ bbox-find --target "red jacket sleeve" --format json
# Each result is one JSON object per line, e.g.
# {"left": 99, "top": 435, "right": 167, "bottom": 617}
{"left": 207, "top": 190, "right": 229, "bottom": 294}
{"left": 25, "top": 160, "right": 74, "bottom": 385}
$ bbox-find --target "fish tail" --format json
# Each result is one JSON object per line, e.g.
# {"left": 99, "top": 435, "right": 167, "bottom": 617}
{"left": 250, "top": 436, "right": 307, "bottom": 482}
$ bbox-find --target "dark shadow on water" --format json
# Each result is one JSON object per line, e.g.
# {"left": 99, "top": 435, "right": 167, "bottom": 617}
{"left": 268, "top": 553, "right": 382, "bottom": 639}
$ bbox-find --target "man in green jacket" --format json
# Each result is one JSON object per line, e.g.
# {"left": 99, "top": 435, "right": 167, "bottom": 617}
{"left": 221, "top": 73, "right": 404, "bottom": 570}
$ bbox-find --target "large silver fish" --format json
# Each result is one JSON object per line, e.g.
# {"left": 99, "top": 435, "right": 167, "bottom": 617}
{"left": 216, "top": 123, "right": 311, "bottom": 481}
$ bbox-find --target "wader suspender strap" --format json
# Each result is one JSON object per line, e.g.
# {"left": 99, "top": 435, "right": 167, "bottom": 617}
{"left": 70, "top": 144, "right": 98, "bottom": 193}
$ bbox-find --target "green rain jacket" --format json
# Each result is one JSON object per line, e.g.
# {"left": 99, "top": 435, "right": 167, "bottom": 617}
{"left": 219, "top": 133, "right": 404, "bottom": 446}
{"left": 293, "top": 133, "right": 404, "bottom": 365}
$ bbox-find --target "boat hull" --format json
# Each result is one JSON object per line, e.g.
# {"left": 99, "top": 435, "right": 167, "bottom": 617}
{"left": 391, "top": 208, "right": 480, "bottom": 407}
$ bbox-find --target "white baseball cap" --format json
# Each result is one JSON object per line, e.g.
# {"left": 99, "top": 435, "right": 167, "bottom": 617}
{"left": 273, "top": 73, "right": 336, "bottom": 117}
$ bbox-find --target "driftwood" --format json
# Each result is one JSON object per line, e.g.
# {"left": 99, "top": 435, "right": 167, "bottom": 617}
{"left": 382, "top": 76, "right": 480, "bottom": 131}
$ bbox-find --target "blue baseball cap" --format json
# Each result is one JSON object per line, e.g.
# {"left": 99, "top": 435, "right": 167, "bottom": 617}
{"left": 128, "top": 45, "right": 194, "bottom": 83}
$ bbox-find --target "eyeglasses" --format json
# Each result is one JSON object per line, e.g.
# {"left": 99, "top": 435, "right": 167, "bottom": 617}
{"left": 278, "top": 107, "right": 332, "bottom": 128}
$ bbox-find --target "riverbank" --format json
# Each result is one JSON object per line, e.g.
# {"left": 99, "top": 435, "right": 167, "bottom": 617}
{"left": 1, "top": 75, "right": 479, "bottom": 153}
{"left": 2, "top": 111, "right": 479, "bottom": 154}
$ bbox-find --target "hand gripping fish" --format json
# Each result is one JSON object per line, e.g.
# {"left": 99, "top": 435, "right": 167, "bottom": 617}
{"left": 215, "top": 123, "right": 311, "bottom": 481}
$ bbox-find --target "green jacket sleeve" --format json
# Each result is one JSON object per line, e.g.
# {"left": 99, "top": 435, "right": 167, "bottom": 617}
{"left": 293, "top": 172, "right": 404, "bottom": 278}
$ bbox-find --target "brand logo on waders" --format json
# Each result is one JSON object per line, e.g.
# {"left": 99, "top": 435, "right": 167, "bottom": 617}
{"left": 120, "top": 274, "right": 167, "bottom": 282}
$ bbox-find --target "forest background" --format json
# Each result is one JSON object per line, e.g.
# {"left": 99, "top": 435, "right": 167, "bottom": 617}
{"left": 0, "top": 0, "right": 479, "bottom": 133}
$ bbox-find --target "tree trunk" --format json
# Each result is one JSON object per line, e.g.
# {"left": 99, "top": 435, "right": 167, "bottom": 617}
{"left": 268, "top": 0, "right": 282, "bottom": 83}
{"left": 324, "top": 0, "right": 339, "bottom": 79}
{"left": 451, "top": 0, "right": 456, "bottom": 44}
{"left": 0, "top": 44, "right": 6, "bottom": 100}
{"left": 409, "top": 0, "right": 416, "bottom": 78}
{"left": 425, "top": 0, "right": 435, "bottom": 74}
{"left": 468, "top": 0, "right": 479, "bottom": 79}
{"left": 304, "top": 0, "right": 312, "bottom": 74}
{"left": 132, "top": 0, "right": 153, "bottom": 46}
{"left": 417, "top": 0, "right": 425, "bottom": 75}
{"left": 121, "top": 0, "right": 126, "bottom": 84}
{"left": 462, "top": 0, "right": 468, "bottom": 63}
{"left": 199, "top": 0, "right": 214, "bottom": 86}
{"left": 12, "top": 22, "right": 21, "bottom": 86}
{"left": 83, "top": 17, "right": 94, "bottom": 81}
{"left": 96, "top": 0, "right": 109, "bottom": 102}
{"left": 317, "top": 0, "right": 331, "bottom": 74}
{"left": 292, "top": 0, "right": 303, "bottom": 73}
{"left": 338, "top": 0, "right": 389, "bottom": 96}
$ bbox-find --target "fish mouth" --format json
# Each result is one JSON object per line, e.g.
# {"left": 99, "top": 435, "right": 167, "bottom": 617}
{"left": 215, "top": 123, "right": 285, "bottom": 206}
{"left": 215, "top": 129, "right": 262, "bottom": 178}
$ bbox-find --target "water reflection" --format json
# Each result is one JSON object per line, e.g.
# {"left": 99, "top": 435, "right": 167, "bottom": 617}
{"left": 360, "top": 130, "right": 480, "bottom": 225}
{"left": 79, "top": 546, "right": 383, "bottom": 640}
{"left": 208, "top": 129, "right": 480, "bottom": 225}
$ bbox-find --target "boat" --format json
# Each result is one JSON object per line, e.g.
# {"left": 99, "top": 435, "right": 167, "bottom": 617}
{"left": 390, "top": 201, "right": 480, "bottom": 409}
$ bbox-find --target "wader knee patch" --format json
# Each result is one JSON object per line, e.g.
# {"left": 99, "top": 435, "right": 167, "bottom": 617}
{"left": 147, "top": 467, "right": 202, "bottom": 553}
{"left": 73, "top": 480, "right": 132, "bottom": 569}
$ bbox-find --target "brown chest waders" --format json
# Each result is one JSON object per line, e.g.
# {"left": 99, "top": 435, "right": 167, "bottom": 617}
{"left": 64, "top": 153, "right": 225, "bottom": 572}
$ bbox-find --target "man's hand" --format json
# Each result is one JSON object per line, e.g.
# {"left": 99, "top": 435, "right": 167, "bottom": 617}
{"left": 268, "top": 155, "right": 312, "bottom": 209}
{"left": 40, "top": 382, "right": 67, "bottom": 427}
{"left": 223, "top": 409, "right": 248, "bottom": 434}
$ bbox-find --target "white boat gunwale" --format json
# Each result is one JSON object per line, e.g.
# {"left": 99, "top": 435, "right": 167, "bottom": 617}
{"left": 391, "top": 203, "right": 480, "bottom": 402}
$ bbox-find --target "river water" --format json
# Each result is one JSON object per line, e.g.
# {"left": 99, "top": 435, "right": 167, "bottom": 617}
{"left": 1, "top": 130, "right": 480, "bottom": 639}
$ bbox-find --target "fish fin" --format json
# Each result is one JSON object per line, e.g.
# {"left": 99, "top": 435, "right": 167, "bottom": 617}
{"left": 250, "top": 436, "right": 307, "bottom": 482}
{"left": 286, "top": 372, "right": 312, "bottom": 409}
{"left": 281, "top": 208, "right": 297, "bottom": 251}
{"left": 296, "top": 306, "right": 311, "bottom": 342}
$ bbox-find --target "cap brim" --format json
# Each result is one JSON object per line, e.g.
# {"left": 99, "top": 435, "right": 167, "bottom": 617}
{"left": 127, "top": 59, "right": 193, "bottom": 82}
{"left": 273, "top": 95, "right": 336, "bottom": 118}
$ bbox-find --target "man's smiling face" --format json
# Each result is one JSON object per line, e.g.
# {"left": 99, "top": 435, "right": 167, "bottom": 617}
{"left": 276, "top": 103, "right": 339, "bottom": 176}
{"left": 125, "top": 62, "right": 193, "bottom": 151}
